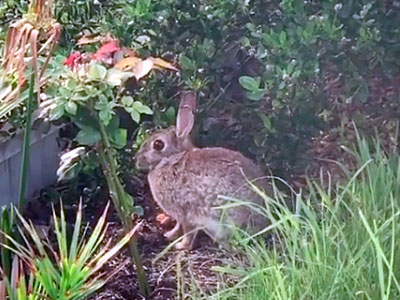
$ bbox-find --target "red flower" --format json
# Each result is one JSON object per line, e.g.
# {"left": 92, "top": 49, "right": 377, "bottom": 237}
{"left": 64, "top": 51, "right": 82, "bottom": 69}
{"left": 92, "top": 42, "right": 120, "bottom": 62}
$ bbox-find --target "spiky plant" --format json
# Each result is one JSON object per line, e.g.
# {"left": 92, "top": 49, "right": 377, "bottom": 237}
{"left": 1, "top": 201, "right": 141, "bottom": 300}
{"left": 0, "top": 0, "right": 61, "bottom": 117}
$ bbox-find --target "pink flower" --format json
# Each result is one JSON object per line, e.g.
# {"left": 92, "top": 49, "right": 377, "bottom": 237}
{"left": 64, "top": 51, "right": 82, "bottom": 69}
{"left": 92, "top": 42, "right": 120, "bottom": 63}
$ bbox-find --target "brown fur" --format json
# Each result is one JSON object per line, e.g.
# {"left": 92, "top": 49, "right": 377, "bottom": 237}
{"left": 135, "top": 93, "right": 269, "bottom": 249}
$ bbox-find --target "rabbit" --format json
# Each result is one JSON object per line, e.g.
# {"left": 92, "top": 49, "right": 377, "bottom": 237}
{"left": 135, "top": 91, "right": 269, "bottom": 249}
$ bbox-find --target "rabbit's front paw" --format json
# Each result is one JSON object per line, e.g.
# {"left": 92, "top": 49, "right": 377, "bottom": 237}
{"left": 164, "top": 222, "right": 181, "bottom": 241}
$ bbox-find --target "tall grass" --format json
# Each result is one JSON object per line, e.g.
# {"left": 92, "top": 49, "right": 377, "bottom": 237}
{"left": 208, "top": 137, "right": 400, "bottom": 300}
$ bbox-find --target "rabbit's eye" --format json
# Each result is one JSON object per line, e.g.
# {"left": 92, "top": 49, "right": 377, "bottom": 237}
{"left": 153, "top": 139, "right": 165, "bottom": 151}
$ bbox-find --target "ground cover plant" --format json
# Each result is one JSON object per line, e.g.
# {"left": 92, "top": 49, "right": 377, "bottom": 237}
{"left": 1, "top": 0, "right": 400, "bottom": 299}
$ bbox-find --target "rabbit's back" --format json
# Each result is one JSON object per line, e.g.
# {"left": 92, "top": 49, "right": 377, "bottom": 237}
{"left": 148, "top": 147, "right": 268, "bottom": 234}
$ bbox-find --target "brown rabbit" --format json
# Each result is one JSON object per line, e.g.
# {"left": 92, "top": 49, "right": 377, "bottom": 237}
{"left": 136, "top": 92, "right": 269, "bottom": 249}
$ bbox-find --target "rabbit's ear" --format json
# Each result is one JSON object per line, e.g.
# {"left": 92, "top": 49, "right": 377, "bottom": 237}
{"left": 176, "top": 91, "right": 197, "bottom": 138}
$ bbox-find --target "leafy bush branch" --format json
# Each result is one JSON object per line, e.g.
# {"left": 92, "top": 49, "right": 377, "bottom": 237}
{"left": 39, "top": 38, "right": 177, "bottom": 296}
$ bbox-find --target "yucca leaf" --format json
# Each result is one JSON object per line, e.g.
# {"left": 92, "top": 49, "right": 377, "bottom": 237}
{"left": 14, "top": 210, "right": 46, "bottom": 256}
{"left": 83, "top": 224, "right": 109, "bottom": 265}
{"left": 35, "top": 258, "right": 59, "bottom": 288}
{"left": 69, "top": 201, "right": 83, "bottom": 262}
{"left": 16, "top": 224, "right": 35, "bottom": 256}
{"left": 0, "top": 231, "right": 32, "bottom": 265}
{"left": 16, "top": 275, "right": 27, "bottom": 300}
{"left": 75, "top": 223, "right": 90, "bottom": 259}
{"left": 75, "top": 202, "right": 109, "bottom": 268}
{"left": 68, "top": 265, "right": 90, "bottom": 289}
{"left": 1, "top": 206, "right": 13, "bottom": 277}
{"left": 2, "top": 202, "right": 136, "bottom": 300}
{"left": 10, "top": 257, "right": 20, "bottom": 293}
{"left": 90, "top": 221, "right": 142, "bottom": 275}
{"left": 85, "top": 239, "right": 112, "bottom": 269}
{"left": 52, "top": 203, "right": 68, "bottom": 263}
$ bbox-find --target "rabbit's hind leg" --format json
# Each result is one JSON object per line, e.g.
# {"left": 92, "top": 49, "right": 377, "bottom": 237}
{"left": 164, "top": 221, "right": 182, "bottom": 241}
{"left": 203, "top": 218, "right": 232, "bottom": 247}
{"left": 175, "top": 223, "right": 197, "bottom": 250}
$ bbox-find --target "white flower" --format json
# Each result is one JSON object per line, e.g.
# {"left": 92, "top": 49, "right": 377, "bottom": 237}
{"left": 38, "top": 99, "right": 57, "bottom": 119}
{"left": 334, "top": 4, "right": 343, "bottom": 12}
{"left": 282, "top": 73, "right": 290, "bottom": 81}
{"left": 60, "top": 147, "right": 86, "bottom": 164}
{"left": 57, "top": 147, "right": 86, "bottom": 180}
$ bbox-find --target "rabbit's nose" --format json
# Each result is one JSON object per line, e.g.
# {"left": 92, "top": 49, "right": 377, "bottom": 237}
{"left": 135, "top": 156, "right": 148, "bottom": 171}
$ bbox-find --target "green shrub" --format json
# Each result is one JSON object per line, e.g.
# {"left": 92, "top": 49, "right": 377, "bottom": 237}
{"left": 79, "top": 0, "right": 399, "bottom": 179}
{"left": 2, "top": 0, "right": 400, "bottom": 182}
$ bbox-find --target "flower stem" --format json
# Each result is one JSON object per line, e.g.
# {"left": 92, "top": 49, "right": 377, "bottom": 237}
{"left": 18, "top": 73, "right": 35, "bottom": 210}
{"left": 97, "top": 117, "right": 150, "bottom": 297}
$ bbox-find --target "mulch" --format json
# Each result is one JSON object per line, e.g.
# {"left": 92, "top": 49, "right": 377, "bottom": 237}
{"left": 25, "top": 175, "right": 246, "bottom": 300}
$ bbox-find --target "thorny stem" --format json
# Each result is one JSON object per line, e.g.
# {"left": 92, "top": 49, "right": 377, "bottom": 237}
{"left": 97, "top": 116, "right": 150, "bottom": 297}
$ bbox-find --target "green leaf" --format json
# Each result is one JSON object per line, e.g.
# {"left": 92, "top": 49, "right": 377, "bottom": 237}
{"left": 132, "top": 205, "right": 144, "bottom": 217}
{"left": 292, "top": 70, "right": 301, "bottom": 78}
{"left": 279, "top": 31, "right": 287, "bottom": 45}
{"left": 240, "top": 36, "right": 251, "bottom": 47}
{"left": 84, "top": 85, "right": 101, "bottom": 97}
{"left": 121, "top": 96, "right": 134, "bottom": 107}
{"left": 130, "top": 109, "right": 140, "bottom": 123}
{"left": 75, "top": 128, "right": 101, "bottom": 145}
{"left": 111, "top": 129, "right": 127, "bottom": 149}
{"left": 287, "top": 63, "right": 295, "bottom": 74}
{"left": 65, "top": 101, "right": 78, "bottom": 115}
{"left": 359, "top": 27, "right": 366, "bottom": 38}
{"left": 99, "top": 110, "right": 113, "bottom": 126}
{"left": 259, "top": 113, "right": 274, "bottom": 132}
{"left": 245, "top": 22, "right": 257, "bottom": 32}
{"left": 72, "top": 107, "right": 99, "bottom": 130}
{"left": 180, "top": 55, "right": 194, "bottom": 70}
{"left": 89, "top": 64, "right": 107, "bottom": 80}
{"left": 67, "top": 79, "right": 78, "bottom": 90}
{"left": 239, "top": 76, "right": 260, "bottom": 91}
{"left": 106, "top": 69, "right": 133, "bottom": 86}
{"left": 95, "top": 95, "right": 109, "bottom": 111}
{"left": 246, "top": 89, "right": 265, "bottom": 101}
{"left": 50, "top": 104, "right": 65, "bottom": 121}
{"left": 2, "top": 202, "right": 136, "bottom": 300}
{"left": 164, "top": 106, "right": 176, "bottom": 123}
{"left": 272, "top": 99, "right": 283, "bottom": 109}
{"left": 106, "top": 115, "right": 120, "bottom": 132}
{"left": 72, "top": 94, "right": 91, "bottom": 101}
{"left": 59, "top": 87, "right": 72, "bottom": 99}
{"left": 105, "top": 88, "right": 114, "bottom": 98}
{"left": 132, "top": 101, "right": 153, "bottom": 114}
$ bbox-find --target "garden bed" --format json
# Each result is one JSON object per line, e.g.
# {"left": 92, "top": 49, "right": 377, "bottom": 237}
{"left": 2, "top": 0, "right": 400, "bottom": 299}
{"left": 25, "top": 175, "right": 245, "bottom": 300}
